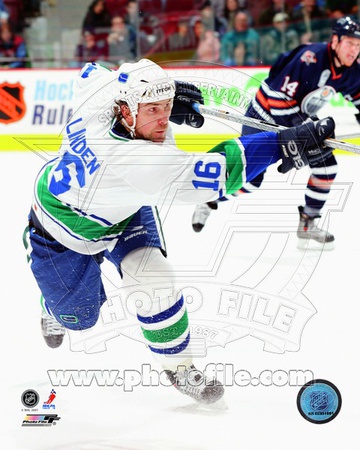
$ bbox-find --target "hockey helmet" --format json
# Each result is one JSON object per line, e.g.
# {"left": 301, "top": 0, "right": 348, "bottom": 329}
{"left": 332, "top": 16, "right": 360, "bottom": 40}
{"left": 114, "top": 59, "right": 175, "bottom": 115}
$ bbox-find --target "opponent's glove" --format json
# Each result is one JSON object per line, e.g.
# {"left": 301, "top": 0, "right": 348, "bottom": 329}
{"left": 170, "top": 80, "right": 205, "bottom": 128}
{"left": 277, "top": 116, "right": 335, "bottom": 174}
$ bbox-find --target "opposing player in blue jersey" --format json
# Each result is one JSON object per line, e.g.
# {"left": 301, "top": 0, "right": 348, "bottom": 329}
{"left": 192, "top": 16, "right": 360, "bottom": 249}
{"left": 24, "top": 58, "right": 334, "bottom": 404}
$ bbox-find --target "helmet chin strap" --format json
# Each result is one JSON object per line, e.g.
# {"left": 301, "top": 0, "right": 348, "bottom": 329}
{"left": 333, "top": 40, "right": 343, "bottom": 66}
{"left": 121, "top": 110, "right": 137, "bottom": 138}
{"left": 331, "top": 39, "right": 347, "bottom": 70}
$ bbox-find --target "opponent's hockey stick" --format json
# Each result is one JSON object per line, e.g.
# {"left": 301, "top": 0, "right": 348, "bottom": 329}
{"left": 193, "top": 103, "right": 360, "bottom": 155}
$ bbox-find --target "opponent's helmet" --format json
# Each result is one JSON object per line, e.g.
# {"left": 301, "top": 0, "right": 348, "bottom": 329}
{"left": 114, "top": 59, "right": 175, "bottom": 115}
{"left": 332, "top": 16, "right": 360, "bottom": 40}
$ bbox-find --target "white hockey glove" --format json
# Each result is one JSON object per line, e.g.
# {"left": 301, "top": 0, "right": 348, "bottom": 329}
{"left": 277, "top": 116, "right": 335, "bottom": 174}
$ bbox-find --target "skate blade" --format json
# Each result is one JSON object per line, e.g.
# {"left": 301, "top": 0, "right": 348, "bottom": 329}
{"left": 297, "top": 238, "right": 335, "bottom": 251}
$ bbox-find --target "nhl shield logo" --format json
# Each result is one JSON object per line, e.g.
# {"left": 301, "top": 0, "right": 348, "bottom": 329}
{"left": 0, "top": 82, "right": 26, "bottom": 124}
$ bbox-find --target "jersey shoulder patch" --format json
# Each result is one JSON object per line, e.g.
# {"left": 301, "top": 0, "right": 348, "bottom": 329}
{"left": 300, "top": 49, "right": 317, "bottom": 65}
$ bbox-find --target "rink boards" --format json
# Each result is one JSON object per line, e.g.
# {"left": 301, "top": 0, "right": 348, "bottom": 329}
{"left": 1, "top": 66, "right": 360, "bottom": 154}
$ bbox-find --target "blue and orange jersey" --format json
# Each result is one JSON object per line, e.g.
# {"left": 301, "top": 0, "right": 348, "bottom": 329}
{"left": 252, "top": 42, "right": 360, "bottom": 126}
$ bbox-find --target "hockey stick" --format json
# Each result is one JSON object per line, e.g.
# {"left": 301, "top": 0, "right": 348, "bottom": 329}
{"left": 193, "top": 103, "right": 360, "bottom": 155}
{"left": 336, "top": 131, "right": 360, "bottom": 140}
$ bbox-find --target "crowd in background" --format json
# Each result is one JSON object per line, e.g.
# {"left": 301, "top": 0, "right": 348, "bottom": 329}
{"left": 0, "top": 0, "right": 359, "bottom": 68}
{"left": 0, "top": 0, "right": 28, "bottom": 68}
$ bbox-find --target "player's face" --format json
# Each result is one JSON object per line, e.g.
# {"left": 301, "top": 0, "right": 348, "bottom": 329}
{"left": 332, "top": 36, "right": 360, "bottom": 66}
{"left": 135, "top": 99, "right": 173, "bottom": 142}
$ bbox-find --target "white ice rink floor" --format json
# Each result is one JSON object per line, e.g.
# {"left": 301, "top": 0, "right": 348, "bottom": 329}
{"left": 1, "top": 149, "right": 360, "bottom": 450}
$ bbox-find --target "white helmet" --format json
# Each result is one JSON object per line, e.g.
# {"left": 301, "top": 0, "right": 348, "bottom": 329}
{"left": 114, "top": 59, "right": 175, "bottom": 115}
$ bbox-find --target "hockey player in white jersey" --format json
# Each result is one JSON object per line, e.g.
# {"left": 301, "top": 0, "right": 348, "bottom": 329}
{"left": 25, "top": 59, "right": 334, "bottom": 404}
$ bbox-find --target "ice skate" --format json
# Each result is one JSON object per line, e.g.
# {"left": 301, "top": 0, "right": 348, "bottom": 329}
{"left": 297, "top": 206, "right": 335, "bottom": 250}
{"left": 41, "top": 310, "right": 66, "bottom": 348}
{"left": 192, "top": 201, "right": 218, "bottom": 232}
{"left": 165, "top": 364, "right": 224, "bottom": 404}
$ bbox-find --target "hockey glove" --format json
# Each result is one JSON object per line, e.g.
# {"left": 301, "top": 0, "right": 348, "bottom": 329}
{"left": 277, "top": 116, "right": 335, "bottom": 174}
{"left": 170, "top": 80, "right": 205, "bottom": 128}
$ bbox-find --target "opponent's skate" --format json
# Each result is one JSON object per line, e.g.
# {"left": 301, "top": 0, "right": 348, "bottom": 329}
{"left": 297, "top": 206, "right": 335, "bottom": 249}
{"left": 192, "top": 201, "right": 218, "bottom": 232}
{"left": 165, "top": 364, "right": 224, "bottom": 404}
{"left": 41, "top": 310, "right": 66, "bottom": 348}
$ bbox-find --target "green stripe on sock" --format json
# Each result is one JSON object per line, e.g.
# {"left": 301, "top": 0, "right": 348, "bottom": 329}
{"left": 141, "top": 312, "right": 189, "bottom": 344}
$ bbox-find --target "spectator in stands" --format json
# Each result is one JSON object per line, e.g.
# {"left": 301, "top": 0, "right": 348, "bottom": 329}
{"left": 193, "top": 17, "right": 203, "bottom": 40}
{"left": 82, "top": 0, "right": 112, "bottom": 34}
{"left": 168, "top": 19, "right": 196, "bottom": 50}
{"left": 233, "top": 41, "right": 246, "bottom": 65}
{"left": 260, "top": 12, "right": 299, "bottom": 65}
{"left": 210, "top": 0, "right": 225, "bottom": 18}
{"left": 325, "top": 0, "right": 357, "bottom": 19}
{"left": 122, "top": 0, "right": 155, "bottom": 56}
{"left": 74, "top": 30, "right": 108, "bottom": 67}
{"left": 107, "top": 15, "right": 136, "bottom": 63}
{"left": 192, "top": 18, "right": 220, "bottom": 62}
{"left": 200, "top": 0, "right": 227, "bottom": 39}
{"left": 293, "top": 0, "right": 330, "bottom": 43}
{"left": 223, "top": 0, "right": 252, "bottom": 30}
{"left": 258, "top": 0, "right": 293, "bottom": 27}
{"left": 220, "top": 10, "right": 260, "bottom": 66}
{"left": 293, "top": 0, "right": 327, "bottom": 20}
{"left": 124, "top": 0, "right": 138, "bottom": 28}
{"left": 0, "top": 22, "right": 28, "bottom": 68}
{"left": 6, "top": 0, "right": 26, "bottom": 32}
{"left": 0, "top": 0, "right": 9, "bottom": 24}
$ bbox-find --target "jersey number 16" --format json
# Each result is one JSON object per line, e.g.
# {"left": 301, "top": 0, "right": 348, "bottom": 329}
{"left": 192, "top": 161, "right": 221, "bottom": 191}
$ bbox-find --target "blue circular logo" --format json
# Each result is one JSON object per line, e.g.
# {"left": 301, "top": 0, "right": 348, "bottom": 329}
{"left": 297, "top": 379, "right": 342, "bottom": 424}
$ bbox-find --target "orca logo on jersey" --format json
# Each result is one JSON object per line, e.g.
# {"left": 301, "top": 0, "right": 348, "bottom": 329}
{"left": 118, "top": 72, "right": 129, "bottom": 83}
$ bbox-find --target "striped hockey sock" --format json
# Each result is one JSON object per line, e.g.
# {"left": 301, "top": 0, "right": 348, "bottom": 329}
{"left": 137, "top": 294, "right": 191, "bottom": 368}
{"left": 304, "top": 159, "right": 338, "bottom": 215}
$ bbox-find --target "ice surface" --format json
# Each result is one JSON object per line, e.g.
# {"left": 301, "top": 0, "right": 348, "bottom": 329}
{"left": 1, "top": 149, "right": 360, "bottom": 450}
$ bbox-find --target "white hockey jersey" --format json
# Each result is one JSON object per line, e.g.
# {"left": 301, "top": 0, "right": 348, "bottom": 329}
{"left": 32, "top": 63, "right": 248, "bottom": 254}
